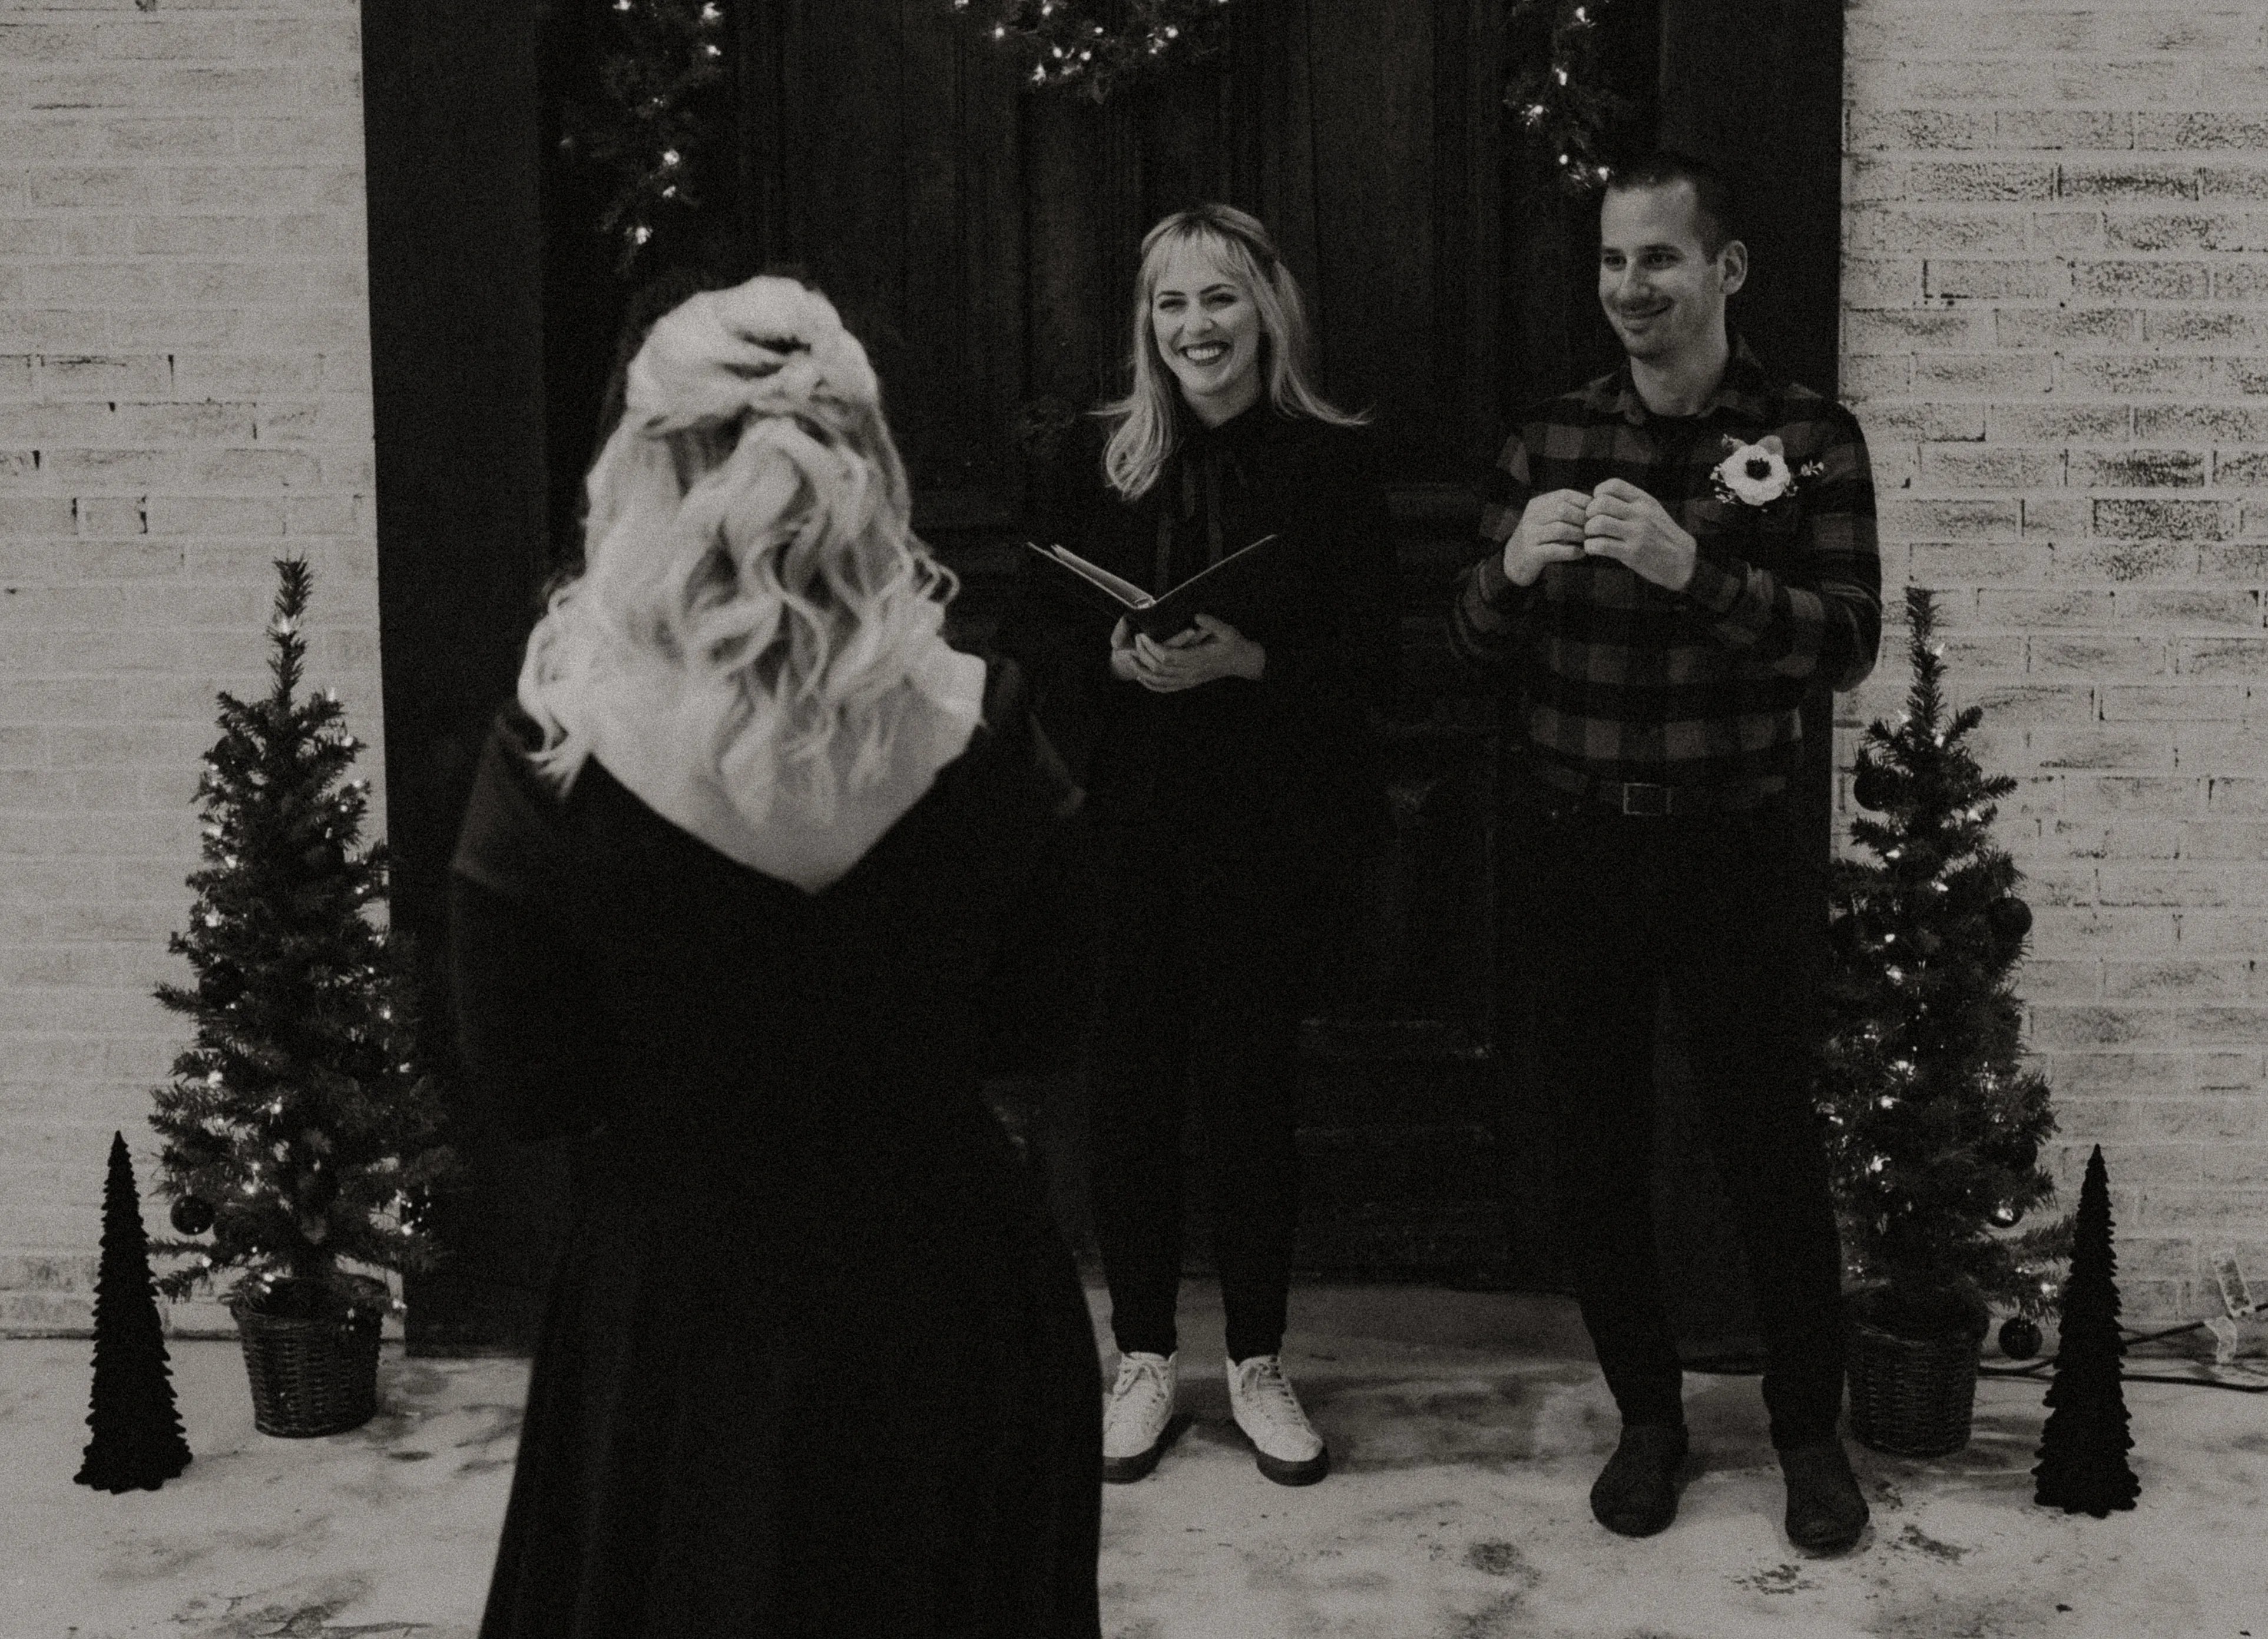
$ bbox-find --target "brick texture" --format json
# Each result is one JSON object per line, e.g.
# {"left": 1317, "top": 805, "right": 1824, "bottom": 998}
{"left": 1845, "top": 1, "right": 2268, "bottom": 1322}
{"left": 0, "top": 0, "right": 385, "bottom": 1337}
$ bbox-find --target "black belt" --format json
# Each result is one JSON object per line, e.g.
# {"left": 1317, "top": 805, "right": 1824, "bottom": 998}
{"left": 1530, "top": 762, "right": 1783, "bottom": 817}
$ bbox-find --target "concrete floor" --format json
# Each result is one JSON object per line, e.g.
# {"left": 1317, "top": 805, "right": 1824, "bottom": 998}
{"left": 5, "top": 1284, "right": 2264, "bottom": 1639}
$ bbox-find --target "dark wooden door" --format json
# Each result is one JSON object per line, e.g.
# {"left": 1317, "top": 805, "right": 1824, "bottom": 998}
{"left": 368, "top": 0, "right": 1844, "bottom": 1349}
{"left": 363, "top": 1, "right": 564, "bottom": 1353}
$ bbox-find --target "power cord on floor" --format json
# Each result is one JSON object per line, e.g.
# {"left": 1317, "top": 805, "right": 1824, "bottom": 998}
{"left": 1977, "top": 1320, "right": 2268, "bottom": 1393}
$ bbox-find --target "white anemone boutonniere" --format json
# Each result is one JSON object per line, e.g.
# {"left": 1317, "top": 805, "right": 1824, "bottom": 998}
{"left": 1710, "top": 434, "right": 1824, "bottom": 509}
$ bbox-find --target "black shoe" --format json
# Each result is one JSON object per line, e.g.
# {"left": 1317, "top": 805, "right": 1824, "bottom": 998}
{"left": 1779, "top": 1438, "right": 1870, "bottom": 1554}
{"left": 1588, "top": 1423, "right": 1688, "bottom": 1537}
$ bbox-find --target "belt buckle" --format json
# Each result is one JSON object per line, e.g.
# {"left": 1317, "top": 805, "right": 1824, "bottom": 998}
{"left": 1620, "top": 782, "right": 1670, "bottom": 817}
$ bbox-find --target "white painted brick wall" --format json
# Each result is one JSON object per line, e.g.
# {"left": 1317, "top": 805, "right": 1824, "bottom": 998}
{"left": 0, "top": 0, "right": 386, "bottom": 1336}
{"left": 1844, "top": 1, "right": 2268, "bottom": 1322}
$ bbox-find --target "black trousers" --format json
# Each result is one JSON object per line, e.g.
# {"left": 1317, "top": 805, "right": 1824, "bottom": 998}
{"left": 1520, "top": 799, "right": 1847, "bottom": 1449}
{"left": 1085, "top": 815, "right": 1310, "bottom": 1366}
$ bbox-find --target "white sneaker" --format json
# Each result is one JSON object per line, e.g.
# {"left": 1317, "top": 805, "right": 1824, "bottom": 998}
{"left": 1102, "top": 1350, "right": 1177, "bottom": 1482}
{"left": 1227, "top": 1354, "right": 1329, "bottom": 1485}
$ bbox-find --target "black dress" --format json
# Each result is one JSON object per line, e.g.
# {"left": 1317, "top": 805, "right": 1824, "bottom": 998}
{"left": 448, "top": 658, "right": 1102, "bottom": 1639}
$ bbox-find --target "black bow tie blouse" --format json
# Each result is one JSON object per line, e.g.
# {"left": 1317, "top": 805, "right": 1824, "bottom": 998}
{"left": 1000, "top": 402, "right": 1399, "bottom": 867}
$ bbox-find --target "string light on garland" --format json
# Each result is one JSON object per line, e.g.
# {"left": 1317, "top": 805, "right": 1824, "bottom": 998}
{"left": 561, "top": 0, "right": 731, "bottom": 272}
{"left": 952, "top": 0, "right": 1232, "bottom": 101}
{"left": 1504, "top": 0, "right": 1626, "bottom": 194}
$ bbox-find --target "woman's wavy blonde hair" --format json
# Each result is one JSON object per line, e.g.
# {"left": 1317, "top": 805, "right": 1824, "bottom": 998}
{"left": 1101, "top": 203, "right": 1366, "bottom": 501}
{"left": 516, "top": 275, "right": 958, "bottom": 827}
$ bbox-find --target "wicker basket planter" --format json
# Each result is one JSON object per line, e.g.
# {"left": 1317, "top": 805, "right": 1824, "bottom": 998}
{"left": 229, "top": 1273, "right": 386, "bottom": 1438}
{"left": 1845, "top": 1287, "right": 1988, "bottom": 1459}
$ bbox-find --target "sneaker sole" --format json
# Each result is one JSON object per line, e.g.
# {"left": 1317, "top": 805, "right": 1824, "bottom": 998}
{"left": 1247, "top": 1436, "right": 1330, "bottom": 1486}
{"left": 1101, "top": 1438, "right": 1168, "bottom": 1484}
{"left": 1101, "top": 1412, "right": 1187, "bottom": 1484}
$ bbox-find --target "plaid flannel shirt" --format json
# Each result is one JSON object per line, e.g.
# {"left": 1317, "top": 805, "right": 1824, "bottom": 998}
{"left": 1449, "top": 336, "right": 1881, "bottom": 794}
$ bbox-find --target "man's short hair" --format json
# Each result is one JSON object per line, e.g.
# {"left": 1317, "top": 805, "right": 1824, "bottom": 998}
{"left": 1604, "top": 150, "right": 1739, "bottom": 259}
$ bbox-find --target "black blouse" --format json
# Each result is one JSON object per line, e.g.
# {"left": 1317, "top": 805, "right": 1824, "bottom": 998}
{"left": 997, "top": 400, "right": 1398, "bottom": 859}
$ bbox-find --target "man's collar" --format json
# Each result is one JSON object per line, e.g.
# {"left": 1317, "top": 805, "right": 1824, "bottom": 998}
{"left": 1590, "top": 334, "right": 1776, "bottom": 426}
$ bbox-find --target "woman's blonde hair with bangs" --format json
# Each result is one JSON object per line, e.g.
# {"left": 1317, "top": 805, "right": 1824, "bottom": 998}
{"left": 1101, "top": 203, "right": 1366, "bottom": 501}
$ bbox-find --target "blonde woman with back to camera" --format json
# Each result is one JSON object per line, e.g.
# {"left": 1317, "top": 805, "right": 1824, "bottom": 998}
{"left": 449, "top": 275, "right": 1102, "bottom": 1637}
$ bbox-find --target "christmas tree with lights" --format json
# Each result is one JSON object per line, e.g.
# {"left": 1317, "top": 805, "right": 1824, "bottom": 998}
{"left": 148, "top": 558, "right": 459, "bottom": 1317}
{"left": 1818, "top": 587, "right": 2070, "bottom": 1339}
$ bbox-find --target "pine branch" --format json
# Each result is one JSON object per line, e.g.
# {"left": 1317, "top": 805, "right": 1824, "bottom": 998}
{"left": 1504, "top": 0, "right": 1630, "bottom": 193}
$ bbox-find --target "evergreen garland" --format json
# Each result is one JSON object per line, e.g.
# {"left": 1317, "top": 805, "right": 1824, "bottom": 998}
{"left": 75, "top": 1133, "right": 192, "bottom": 1493}
{"left": 2033, "top": 1145, "right": 2141, "bottom": 1515}
{"left": 563, "top": 0, "right": 732, "bottom": 272}
{"left": 565, "top": 0, "right": 1626, "bottom": 257}
{"left": 1503, "top": 0, "right": 1627, "bottom": 193}
{"left": 147, "top": 559, "right": 462, "bottom": 1310}
{"left": 1818, "top": 587, "right": 2072, "bottom": 1333}
{"left": 953, "top": 0, "right": 1232, "bottom": 99}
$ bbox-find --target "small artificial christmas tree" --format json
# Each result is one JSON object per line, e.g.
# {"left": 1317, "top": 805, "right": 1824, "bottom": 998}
{"left": 148, "top": 558, "right": 459, "bottom": 1317}
{"left": 2033, "top": 1145, "right": 2141, "bottom": 1515}
{"left": 1817, "top": 587, "right": 2071, "bottom": 1337}
{"left": 75, "top": 1132, "right": 192, "bottom": 1492}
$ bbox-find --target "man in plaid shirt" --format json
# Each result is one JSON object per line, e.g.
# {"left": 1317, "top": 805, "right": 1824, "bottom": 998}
{"left": 1451, "top": 151, "right": 1880, "bottom": 1554}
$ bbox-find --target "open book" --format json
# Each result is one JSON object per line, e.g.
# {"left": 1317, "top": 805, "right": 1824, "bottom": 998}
{"left": 1023, "top": 533, "right": 1284, "bottom": 641}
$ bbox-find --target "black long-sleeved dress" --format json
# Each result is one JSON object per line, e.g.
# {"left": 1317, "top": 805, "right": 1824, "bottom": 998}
{"left": 449, "top": 658, "right": 1102, "bottom": 1639}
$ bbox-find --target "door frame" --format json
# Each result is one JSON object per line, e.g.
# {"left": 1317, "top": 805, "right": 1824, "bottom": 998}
{"left": 364, "top": 0, "right": 1847, "bottom": 1347}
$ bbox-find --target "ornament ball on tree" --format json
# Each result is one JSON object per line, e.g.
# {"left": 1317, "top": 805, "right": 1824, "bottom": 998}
{"left": 1998, "top": 1314, "right": 2042, "bottom": 1360}
{"left": 1852, "top": 761, "right": 1892, "bottom": 813}
{"left": 168, "top": 1194, "right": 214, "bottom": 1237}
{"left": 1988, "top": 895, "right": 2032, "bottom": 953}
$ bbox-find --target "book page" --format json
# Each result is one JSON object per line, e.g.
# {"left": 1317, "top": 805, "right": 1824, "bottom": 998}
{"left": 1048, "top": 547, "right": 1151, "bottom": 609}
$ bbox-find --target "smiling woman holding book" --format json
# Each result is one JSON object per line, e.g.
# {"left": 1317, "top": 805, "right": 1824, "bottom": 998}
{"left": 998, "top": 203, "right": 1397, "bottom": 1489}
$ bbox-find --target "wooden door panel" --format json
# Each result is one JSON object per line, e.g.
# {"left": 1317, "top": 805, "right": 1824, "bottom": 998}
{"left": 775, "top": 3, "right": 905, "bottom": 320}
{"left": 1021, "top": 97, "right": 1120, "bottom": 423}
{"left": 1312, "top": 728, "right": 1498, "bottom": 1055}
{"left": 771, "top": 1, "right": 1025, "bottom": 520}
{"left": 1303, "top": 0, "right": 1438, "bottom": 446}
{"left": 1237, "top": 0, "right": 1321, "bottom": 304}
